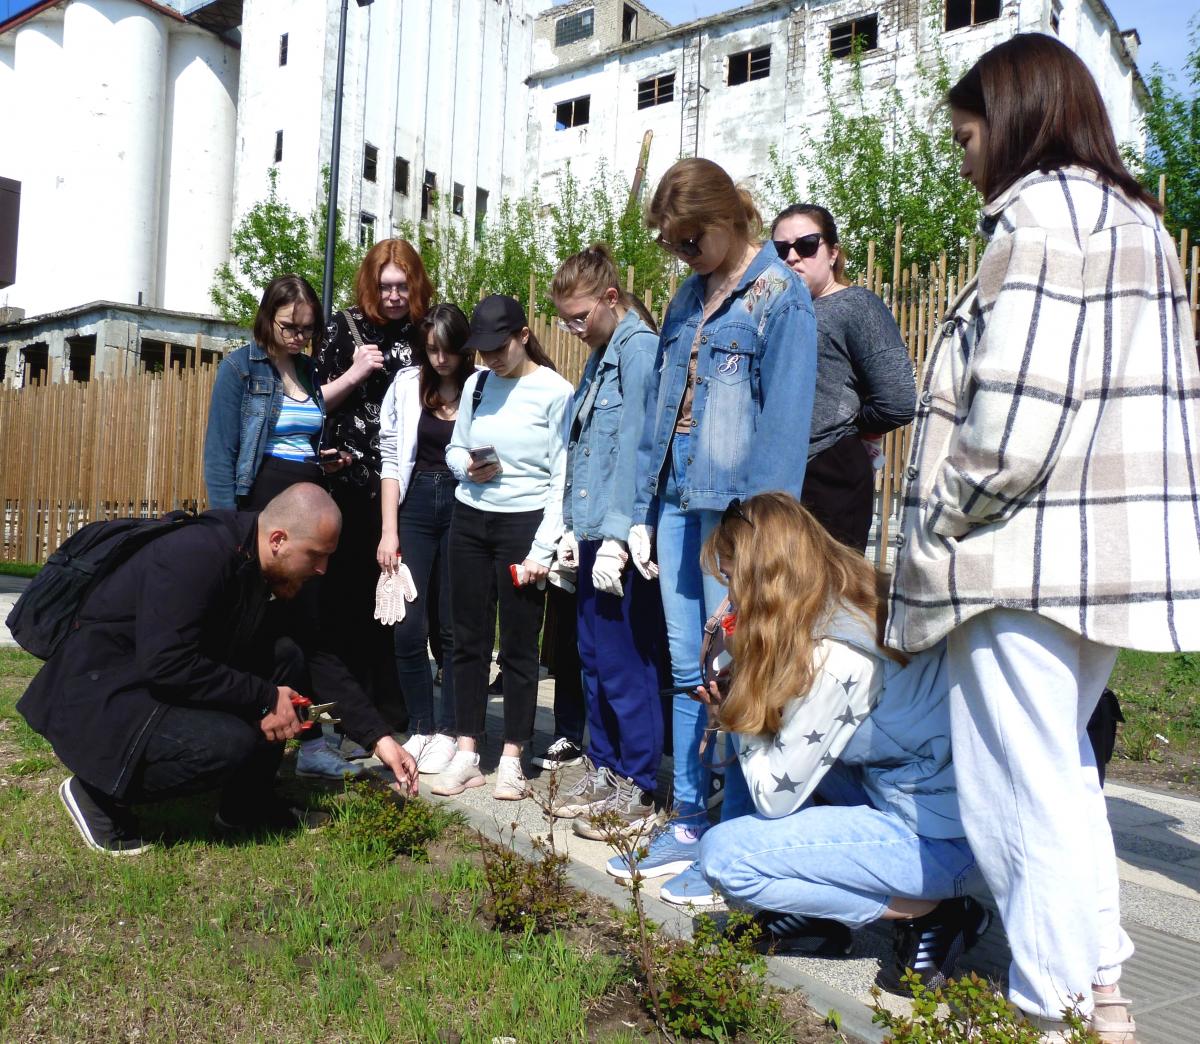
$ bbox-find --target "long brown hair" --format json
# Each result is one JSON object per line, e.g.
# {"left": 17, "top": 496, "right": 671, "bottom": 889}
{"left": 551, "top": 242, "right": 660, "bottom": 333}
{"left": 947, "top": 33, "right": 1159, "bottom": 210}
{"left": 354, "top": 238, "right": 434, "bottom": 324}
{"left": 416, "top": 302, "right": 474, "bottom": 410}
{"left": 253, "top": 274, "right": 325, "bottom": 359}
{"left": 700, "top": 493, "right": 905, "bottom": 737}
{"left": 646, "top": 157, "right": 762, "bottom": 247}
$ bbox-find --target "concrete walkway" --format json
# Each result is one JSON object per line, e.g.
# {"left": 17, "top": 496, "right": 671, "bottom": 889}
{"left": 0, "top": 573, "right": 30, "bottom": 646}
{"left": 415, "top": 676, "right": 1200, "bottom": 1044}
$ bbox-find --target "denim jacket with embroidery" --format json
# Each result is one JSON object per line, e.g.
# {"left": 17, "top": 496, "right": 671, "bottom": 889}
{"left": 632, "top": 242, "right": 817, "bottom": 521}
{"left": 202, "top": 343, "right": 326, "bottom": 508}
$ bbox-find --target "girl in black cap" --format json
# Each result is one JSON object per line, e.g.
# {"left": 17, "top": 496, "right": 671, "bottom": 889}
{"left": 430, "top": 295, "right": 574, "bottom": 801}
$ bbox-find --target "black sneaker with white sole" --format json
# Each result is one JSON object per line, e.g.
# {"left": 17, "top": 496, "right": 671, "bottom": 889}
{"left": 58, "top": 776, "right": 153, "bottom": 856}
{"left": 875, "top": 895, "right": 992, "bottom": 994}
{"left": 532, "top": 737, "right": 584, "bottom": 770}
{"left": 747, "top": 911, "right": 854, "bottom": 957}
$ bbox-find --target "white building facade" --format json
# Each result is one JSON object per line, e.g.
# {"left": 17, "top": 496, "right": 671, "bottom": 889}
{"left": 527, "top": 0, "right": 1148, "bottom": 198}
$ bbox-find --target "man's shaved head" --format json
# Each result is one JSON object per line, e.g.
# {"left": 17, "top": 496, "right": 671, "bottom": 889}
{"left": 259, "top": 483, "right": 342, "bottom": 540}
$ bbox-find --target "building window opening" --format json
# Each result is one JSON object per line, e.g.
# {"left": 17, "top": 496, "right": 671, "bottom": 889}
{"left": 945, "top": 0, "right": 1001, "bottom": 32}
{"left": 727, "top": 45, "right": 771, "bottom": 86}
{"left": 279, "top": 32, "right": 288, "bottom": 66}
{"left": 452, "top": 182, "right": 465, "bottom": 216}
{"left": 363, "top": 143, "right": 378, "bottom": 182}
{"left": 394, "top": 157, "right": 410, "bottom": 196}
{"left": 637, "top": 72, "right": 675, "bottom": 109}
{"left": 622, "top": 4, "right": 637, "bottom": 42}
{"left": 1050, "top": 0, "right": 1062, "bottom": 33}
{"left": 274, "top": 130, "right": 283, "bottom": 164}
{"left": 359, "top": 213, "right": 375, "bottom": 247}
{"left": 554, "top": 8, "right": 594, "bottom": 47}
{"left": 555, "top": 95, "right": 591, "bottom": 130}
{"left": 830, "top": 15, "right": 879, "bottom": 58}
{"left": 421, "top": 170, "right": 437, "bottom": 220}
{"left": 474, "top": 188, "right": 489, "bottom": 240}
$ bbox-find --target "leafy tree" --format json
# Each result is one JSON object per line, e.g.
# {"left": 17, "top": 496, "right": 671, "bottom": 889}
{"left": 1133, "top": 17, "right": 1200, "bottom": 235}
{"left": 211, "top": 168, "right": 365, "bottom": 327}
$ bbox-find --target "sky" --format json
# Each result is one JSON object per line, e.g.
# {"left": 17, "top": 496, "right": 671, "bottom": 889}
{"left": 553, "top": 0, "right": 1198, "bottom": 86}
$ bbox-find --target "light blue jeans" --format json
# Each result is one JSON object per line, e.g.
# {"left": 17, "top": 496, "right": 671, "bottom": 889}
{"left": 656, "top": 434, "right": 753, "bottom": 829}
{"left": 699, "top": 768, "right": 977, "bottom": 927}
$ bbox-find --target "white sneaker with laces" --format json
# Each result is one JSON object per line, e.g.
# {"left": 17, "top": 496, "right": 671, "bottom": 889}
{"left": 428, "top": 750, "right": 485, "bottom": 796}
{"left": 404, "top": 733, "right": 457, "bottom": 774}
{"left": 493, "top": 755, "right": 529, "bottom": 801}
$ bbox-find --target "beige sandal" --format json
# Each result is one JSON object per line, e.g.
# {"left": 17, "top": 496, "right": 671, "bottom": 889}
{"left": 1091, "top": 989, "right": 1137, "bottom": 1044}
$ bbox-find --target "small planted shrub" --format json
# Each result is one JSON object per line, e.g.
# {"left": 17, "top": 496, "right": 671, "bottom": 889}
{"left": 337, "top": 778, "right": 452, "bottom": 863}
{"left": 479, "top": 829, "right": 575, "bottom": 934}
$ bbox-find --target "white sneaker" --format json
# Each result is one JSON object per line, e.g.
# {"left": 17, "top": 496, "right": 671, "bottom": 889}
{"left": 404, "top": 733, "right": 457, "bottom": 774}
{"left": 493, "top": 755, "right": 529, "bottom": 801}
{"left": 428, "top": 750, "right": 485, "bottom": 796}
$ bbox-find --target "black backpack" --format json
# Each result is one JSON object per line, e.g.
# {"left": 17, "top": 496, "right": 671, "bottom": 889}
{"left": 5, "top": 511, "right": 203, "bottom": 659}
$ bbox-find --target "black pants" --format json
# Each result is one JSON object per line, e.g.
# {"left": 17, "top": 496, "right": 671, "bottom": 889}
{"left": 542, "top": 582, "right": 585, "bottom": 745}
{"left": 800, "top": 434, "right": 875, "bottom": 554}
{"left": 79, "top": 636, "right": 307, "bottom": 821}
{"left": 450, "top": 502, "right": 546, "bottom": 744}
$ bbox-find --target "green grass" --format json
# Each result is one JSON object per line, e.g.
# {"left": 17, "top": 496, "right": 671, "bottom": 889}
{"left": 1108, "top": 649, "right": 1200, "bottom": 769}
{"left": 0, "top": 562, "right": 40, "bottom": 578}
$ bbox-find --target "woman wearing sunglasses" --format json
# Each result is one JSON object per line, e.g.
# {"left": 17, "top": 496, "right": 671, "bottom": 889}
{"left": 609, "top": 157, "right": 818, "bottom": 906}
{"left": 770, "top": 205, "right": 915, "bottom": 552}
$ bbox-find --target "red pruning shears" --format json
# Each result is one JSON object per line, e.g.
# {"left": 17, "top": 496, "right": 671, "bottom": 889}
{"left": 289, "top": 694, "right": 340, "bottom": 733}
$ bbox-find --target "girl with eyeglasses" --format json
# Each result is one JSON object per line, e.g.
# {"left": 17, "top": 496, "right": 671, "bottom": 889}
{"left": 546, "top": 244, "right": 670, "bottom": 835}
{"left": 770, "top": 204, "right": 915, "bottom": 552}
{"left": 607, "top": 157, "right": 818, "bottom": 907}
{"left": 889, "top": 35, "right": 1200, "bottom": 1040}
{"left": 312, "top": 240, "right": 436, "bottom": 754}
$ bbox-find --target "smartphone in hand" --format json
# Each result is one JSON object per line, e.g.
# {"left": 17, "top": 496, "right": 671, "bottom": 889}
{"left": 469, "top": 445, "right": 501, "bottom": 467}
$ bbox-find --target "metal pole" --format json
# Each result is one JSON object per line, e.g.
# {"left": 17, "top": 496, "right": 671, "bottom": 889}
{"left": 322, "top": 0, "right": 351, "bottom": 321}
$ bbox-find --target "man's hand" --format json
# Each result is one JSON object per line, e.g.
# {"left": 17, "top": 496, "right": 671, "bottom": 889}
{"left": 374, "top": 735, "right": 419, "bottom": 795}
{"left": 261, "top": 687, "right": 303, "bottom": 743}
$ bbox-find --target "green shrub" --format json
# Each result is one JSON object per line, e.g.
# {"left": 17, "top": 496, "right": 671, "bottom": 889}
{"left": 479, "top": 831, "right": 575, "bottom": 934}
{"left": 336, "top": 778, "right": 452, "bottom": 863}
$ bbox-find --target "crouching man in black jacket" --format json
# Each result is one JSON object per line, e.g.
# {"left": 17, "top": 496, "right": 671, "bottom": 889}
{"left": 17, "top": 483, "right": 418, "bottom": 855}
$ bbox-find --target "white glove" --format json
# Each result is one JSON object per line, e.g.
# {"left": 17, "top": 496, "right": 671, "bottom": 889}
{"left": 547, "top": 559, "right": 577, "bottom": 594}
{"left": 627, "top": 524, "right": 659, "bottom": 580}
{"left": 592, "top": 539, "right": 629, "bottom": 598}
{"left": 556, "top": 531, "right": 579, "bottom": 570}
{"left": 373, "top": 564, "right": 417, "bottom": 626}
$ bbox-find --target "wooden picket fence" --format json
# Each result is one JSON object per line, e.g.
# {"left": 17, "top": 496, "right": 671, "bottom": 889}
{"left": 3, "top": 223, "right": 1198, "bottom": 564}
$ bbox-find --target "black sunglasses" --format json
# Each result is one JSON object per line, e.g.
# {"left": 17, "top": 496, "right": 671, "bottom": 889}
{"left": 656, "top": 233, "right": 703, "bottom": 260}
{"left": 722, "top": 498, "right": 754, "bottom": 528}
{"left": 772, "top": 233, "right": 823, "bottom": 261}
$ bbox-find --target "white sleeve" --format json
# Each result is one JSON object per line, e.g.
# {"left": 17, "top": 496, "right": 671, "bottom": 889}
{"left": 445, "top": 371, "right": 477, "bottom": 481}
{"left": 734, "top": 651, "right": 879, "bottom": 819}
{"left": 527, "top": 382, "right": 572, "bottom": 567}
{"left": 379, "top": 378, "right": 402, "bottom": 483}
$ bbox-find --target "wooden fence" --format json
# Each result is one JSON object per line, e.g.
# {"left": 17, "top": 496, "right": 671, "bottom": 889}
{"left": 3, "top": 223, "right": 1198, "bottom": 564}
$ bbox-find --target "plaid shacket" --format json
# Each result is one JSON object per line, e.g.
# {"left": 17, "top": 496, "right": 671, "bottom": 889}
{"left": 886, "top": 167, "right": 1200, "bottom": 654}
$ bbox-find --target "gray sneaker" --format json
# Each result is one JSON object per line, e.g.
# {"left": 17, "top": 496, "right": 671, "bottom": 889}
{"left": 552, "top": 765, "right": 618, "bottom": 818}
{"left": 573, "top": 776, "right": 658, "bottom": 841}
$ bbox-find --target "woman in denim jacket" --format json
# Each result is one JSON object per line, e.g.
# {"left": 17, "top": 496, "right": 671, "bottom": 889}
{"left": 694, "top": 494, "right": 986, "bottom": 992}
{"left": 547, "top": 244, "right": 670, "bottom": 835}
{"left": 614, "top": 158, "right": 818, "bottom": 906}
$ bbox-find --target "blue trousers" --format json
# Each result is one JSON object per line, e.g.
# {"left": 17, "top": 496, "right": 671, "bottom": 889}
{"left": 577, "top": 538, "right": 668, "bottom": 792}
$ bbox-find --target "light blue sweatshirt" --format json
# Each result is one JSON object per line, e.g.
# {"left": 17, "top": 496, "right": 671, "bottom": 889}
{"left": 446, "top": 365, "right": 573, "bottom": 566}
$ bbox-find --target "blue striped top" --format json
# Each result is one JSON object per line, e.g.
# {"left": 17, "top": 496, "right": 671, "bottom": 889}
{"left": 267, "top": 394, "right": 322, "bottom": 461}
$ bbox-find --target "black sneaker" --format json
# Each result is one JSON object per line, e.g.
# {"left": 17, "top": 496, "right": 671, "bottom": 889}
{"left": 215, "top": 799, "right": 329, "bottom": 835}
{"left": 532, "top": 737, "right": 584, "bottom": 770}
{"left": 749, "top": 911, "right": 854, "bottom": 957}
{"left": 875, "top": 896, "right": 992, "bottom": 995}
{"left": 58, "top": 776, "right": 153, "bottom": 856}
{"left": 488, "top": 671, "right": 504, "bottom": 696}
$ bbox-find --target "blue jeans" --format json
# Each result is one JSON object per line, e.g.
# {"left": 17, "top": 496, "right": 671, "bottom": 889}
{"left": 395, "top": 470, "right": 457, "bottom": 734}
{"left": 656, "top": 434, "right": 751, "bottom": 826}
{"left": 577, "top": 538, "right": 668, "bottom": 792}
{"left": 699, "top": 772, "right": 977, "bottom": 928}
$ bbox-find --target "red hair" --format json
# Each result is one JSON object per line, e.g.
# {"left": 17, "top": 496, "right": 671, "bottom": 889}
{"left": 354, "top": 238, "right": 433, "bottom": 325}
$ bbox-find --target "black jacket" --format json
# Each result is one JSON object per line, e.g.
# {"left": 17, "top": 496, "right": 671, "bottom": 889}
{"left": 18, "top": 510, "right": 390, "bottom": 797}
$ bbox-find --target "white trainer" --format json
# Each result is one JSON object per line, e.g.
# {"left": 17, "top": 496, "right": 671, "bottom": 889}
{"left": 493, "top": 755, "right": 529, "bottom": 801}
{"left": 404, "top": 733, "right": 458, "bottom": 775}
{"left": 428, "top": 750, "right": 485, "bottom": 796}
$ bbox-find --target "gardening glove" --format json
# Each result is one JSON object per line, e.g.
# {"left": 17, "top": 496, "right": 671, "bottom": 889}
{"left": 627, "top": 524, "right": 659, "bottom": 581}
{"left": 592, "top": 539, "right": 629, "bottom": 598}
{"left": 556, "top": 531, "right": 579, "bottom": 570}
{"left": 373, "top": 564, "right": 417, "bottom": 626}
{"left": 547, "top": 559, "right": 577, "bottom": 594}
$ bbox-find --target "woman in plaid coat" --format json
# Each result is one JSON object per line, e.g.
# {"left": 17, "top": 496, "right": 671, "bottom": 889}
{"left": 887, "top": 34, "right": 1200, "bottom": 1042}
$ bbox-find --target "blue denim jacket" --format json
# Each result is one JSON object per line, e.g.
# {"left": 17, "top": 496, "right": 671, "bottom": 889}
{"left": 564, "top": 310, "right": 659, "bottom": 542}
{"left": 202, "top": 343, "right": 326, "bottom": 508}
{"left": 633, "top": 242, "right": 817, "bottom": 522}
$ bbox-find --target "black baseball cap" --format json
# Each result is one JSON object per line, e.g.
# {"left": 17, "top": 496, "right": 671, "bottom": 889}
{"left": 465, "top": 294, "right": 528, "bottom": 352}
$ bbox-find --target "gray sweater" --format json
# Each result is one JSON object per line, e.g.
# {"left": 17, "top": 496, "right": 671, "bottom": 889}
{"left": 808, "top": 285, "right": 915, "bottom": 457}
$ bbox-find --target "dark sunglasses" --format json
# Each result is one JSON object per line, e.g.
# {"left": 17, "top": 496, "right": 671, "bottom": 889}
{"left": 722, "top": 498, "right": 754, "bottom": 527}
{"left": 656, "top": 233, "right": 703, "bottom": 260}
{"left": 772, "top": 233, "right": 823, "bottom": 261}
